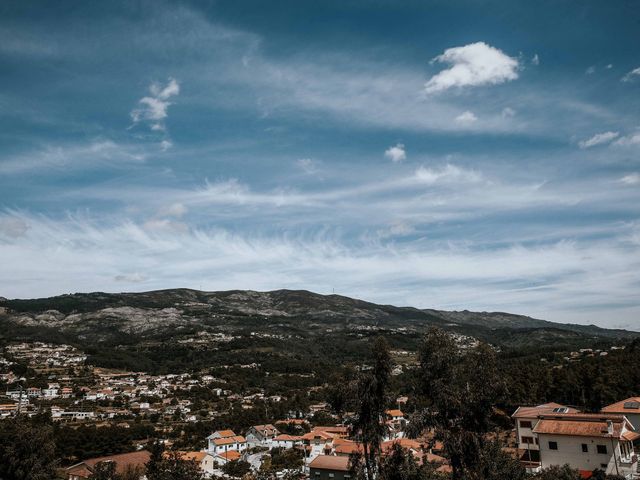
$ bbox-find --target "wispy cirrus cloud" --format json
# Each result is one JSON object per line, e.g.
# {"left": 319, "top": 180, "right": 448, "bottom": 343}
{"left": 578, "top": 131, "right": 619, "bottom": 149}
{"left": 424, "top": 42, "right": 519, "bottom": 94}
{"left": 1, "top": 209, "right": 639, "bottom": 327}
{"left": 414, "top": 164, "right": 482, "bottom": 185}
{"left": 0, "top": 140, "right": 147, "bottom": 175}
{"left": 622, "top": 67, "right": 640, "bottom": 82}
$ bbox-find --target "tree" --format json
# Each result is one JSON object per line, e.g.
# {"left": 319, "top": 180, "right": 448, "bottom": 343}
{"left": 377, "top": 443, "right": 444, "bottom": 480}
{"left": 590, "top": 469, "right": 625, "bottom": 480}
{"left": 89, "top": 461, "right": 117, "bottom": 480}
{"left": 468, "top": 440, "right": 526, "bottom": 480}
{"left": 415, "top": 328, "right": 507, "bottom": 480}
{"left": 223, "top": 459, "right": 252, "bottom": 478}
{"left": 350, "top": 336, "right": 392, "bottom": 480}
{"left": 145, "top": 440, "right": 204, "bottom": 480}
{"left": 266, "top": 447, "right": 303, "bottom": 471}
{"left": 0, "top": 416, "right": 58, "bottom": 480}
{"left": 529, "top": 464, "right": 581, "bottom": 480}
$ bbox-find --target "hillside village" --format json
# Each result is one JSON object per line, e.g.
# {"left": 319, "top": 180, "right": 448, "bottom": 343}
{"left": 2, "top": 340, "right": 640, "bottom": 479}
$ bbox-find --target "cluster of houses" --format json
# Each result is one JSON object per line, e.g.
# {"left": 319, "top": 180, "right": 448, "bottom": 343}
{"left": 4, "top": 342, "right": 87, "bottom": 368}
{"left": 64, "top": 409, "right": 418, "bottom": 479}
{"left": 63, "top": 396, "right": 640, "bottom": 480}
{"left": 513, "top": 397, "right": 640, "bottom": 478}
{"left": 0, "top": 366, "right": 285, "bottom": 421}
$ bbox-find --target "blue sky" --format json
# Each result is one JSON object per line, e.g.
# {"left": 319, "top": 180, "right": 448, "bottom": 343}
{"left": 1, "top": 0, "right": 639, "bottom": 328}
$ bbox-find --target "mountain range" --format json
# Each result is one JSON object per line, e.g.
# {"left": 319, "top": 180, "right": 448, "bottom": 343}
{"left": 0, "top": 289, "right": 636, "bottom": 352}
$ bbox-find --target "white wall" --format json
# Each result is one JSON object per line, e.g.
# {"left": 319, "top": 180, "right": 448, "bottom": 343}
{"left": 515, "top": 417, "right": 539, "bottom": 451}
{"left": 538, "top": 434, "right": 633, "bottom": 476}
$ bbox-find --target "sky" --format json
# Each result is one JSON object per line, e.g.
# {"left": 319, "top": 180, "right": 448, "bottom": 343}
{"left": 1, "top": 0, "right": 639, "bottom": 329}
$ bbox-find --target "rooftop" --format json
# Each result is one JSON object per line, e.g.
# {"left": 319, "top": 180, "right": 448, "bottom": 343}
{"left": 309, "top": 455, "right": 350, "bottom": 472}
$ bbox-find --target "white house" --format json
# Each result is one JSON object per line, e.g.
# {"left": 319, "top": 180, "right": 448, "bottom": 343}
{"left": 512, "top": 402, "right": 579, "bottom": 467}
{"left": 533, "top": 413, "right": 638, "bottom": 477}
{"left": 272, "top": 434, "right": 304, "bottom": 449}
{"left": 206, "top": 430, "right": 247, "bottom": 455}
{"left": 246, "top": 424, "right": 280, "bottom": 447}
{"left": 213, "top": 449, "right": 242, "bottom": 466}
{"left": 51, "top": 407, "right": 95, "bottom": 421}
{"left": 385, "top": 409, "right": 406, "bottom": 438}
{"left": 175, "top": 451, "right": 216, "bottom": 477}
{"left": 43, "top": 383, "right": 60, "bottom": 399}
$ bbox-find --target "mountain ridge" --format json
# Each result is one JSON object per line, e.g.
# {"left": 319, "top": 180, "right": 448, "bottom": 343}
{"left": 0, "top": 288, "right": 636, "bottom": 343}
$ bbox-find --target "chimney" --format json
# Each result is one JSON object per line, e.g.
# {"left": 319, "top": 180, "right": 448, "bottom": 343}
{"left": 607, "top": 420, "right": 614, "bottom": 436}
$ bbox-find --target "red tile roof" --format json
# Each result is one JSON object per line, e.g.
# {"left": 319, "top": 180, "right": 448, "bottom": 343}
{"left": 381, "top": 438, "right": 423, "bottom": 452}
{"left": 273, "top": 434, "right": 303, "bottom": 442}
{"left": 66, "top": 450, "right": 150, "bottom": 479}
{"left": 174, "top": 451, "right": 208, "bottom": 462}
{"left": 213, "top": 435, "right": 246, "bottom": 446}
{"left": 386, "top": 409, "right": 404, "bottom": 418}
{"left": 601, "top": 397, "right": 640, "bottom": 414}
{"left": 532, "top": 414, "right": 628, "bottom": 438}
{"left": 218, "top": 450, "right": 241, "bottom": 461}
{"left": 250, "top": 424, "right": 279, "bottom": 436}
{"left": 309, "top": 455, "right": 350, "bottom": 472}
{"left": 333, "top": 442, "right": 363, "bottom": 456}
{"left": 512, "top": 403, "right": 578, "bottom": 418}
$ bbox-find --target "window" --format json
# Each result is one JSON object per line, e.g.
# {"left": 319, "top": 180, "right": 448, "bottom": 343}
{"left": 581, "top": 444, "right": 588, "bottom": 453}
{"left": 521, "top": 436, "right": 534, "bottom": 444}
{"left": 548, "top": 441, "right": 558, "bottom": 450}
{"left": 597, "top": 445, "right": 607, "bottom": 454}
{"left": 329, "top": 474, "right": 334, "bottom": 478}
{"left": 601, "top": 464, "right": 608, "bottom": 469}
{"left": 520, "top": 420, "right": 532, "bottom": 429}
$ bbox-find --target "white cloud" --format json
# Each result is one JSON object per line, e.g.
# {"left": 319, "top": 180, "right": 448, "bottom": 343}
{"left": 424, "top": 42, "right": 519, "bottom": 94}
{"left": 455, "top": 111, "right": 478, "bottom": 124}
{"left": 1, "top": 210, "right": 639, "bottom": 328}
{"left": 613, "top": 132, "right": 640, "bottom": 147}
{"left": 622, "top": 67, "right": 640, "bottom": 82}
{"left": 501, "top": 107, "right": 516, "bottom": 118}
{"left": 578, "top": 131, "right": 619, "bottom": 149}
{"left": 586, "top": 66, "right": 596, "bottom": 75}
{"left": 296, "top": 158, "right": 319, "bottom": 174}
{"left": 160, "top": 140, "right": 173, "bottom": 151}
{"left": 414, "top": 164, "right": 482, "bottom": 185}
{"left": 384, "top": 143, "right": 406, "bottom": 163}
{"left": 131, "top": 78, "right": 180, "bottom": 131}
{"left": 606, "top": 64, "right": 613, "bottom": 69}
{"left": 531, "top": 54, "right": 540, "bottom": 66}
{"left": 150, "top": 78, "right": 180, "bottom": 99}
{"left": 620, "top": 173, "right": 640, "bottom": 185}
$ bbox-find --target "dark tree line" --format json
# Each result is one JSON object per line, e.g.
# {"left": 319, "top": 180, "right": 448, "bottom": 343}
{"left": 346, "top": 328, "right": 628, "bottom": 480}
